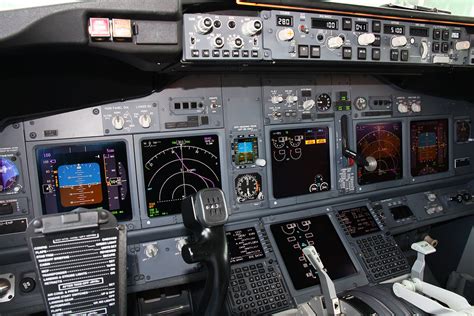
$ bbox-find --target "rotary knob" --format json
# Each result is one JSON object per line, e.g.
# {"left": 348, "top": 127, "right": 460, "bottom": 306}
{"left": 176, "top": 238, "right": 187, "bottom": 252}
{"left": 286, "top": 95, "right": 298, "bottom": 103}
{"left": 455, "top": 41, "right": 470, "bottom": 51}
{"left": 391, "top": 36, "right": 407, "bottom": 47}
{"left": 212, "top": 36, "right": 224, "bottom": 49}
{"left": 302, "top": 99, "right": 316, "bottom": 111}
{"left": 327, "top": 36, "right": 344, "bottom": 49}
{"left": 358, "top": 33, "right": 376, "bottom": 46}
{"left": 230, "top": 37, "right": 244, "bottom": 49}
{"left": 112, "top": 115, "right": 125, "bottom": 130}
{"left": 420, "top": 41, "right": 429, "bottom": 59}
{"left": 242, "top": 20, "right": 262, "bottom": 37}
{"left": 411, "top": 102, "right": 421, "bottom": 113}
{"left": 397, "top": 102, "right": 409, "bottom": 113}
{"left": 139, "top": 114, "right": 152, "bottom": 128}
{"left": 255, "top": 158, "right": 267, "bottom": 167}
{"left": 196, "top": 17, "right": 213, "bottom": 34}
{"left": 277, "top": 28, "right": 295, "bottom": 41}
{"left": 271, "top": 95, "right": 284, "bottom": 104}
{"left": 144, "top": 244, "right": 159, "bottom": 258}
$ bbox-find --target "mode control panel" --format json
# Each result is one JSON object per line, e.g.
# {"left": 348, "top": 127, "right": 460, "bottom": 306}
{"left": 183, "top": 14, "right": 263, "bottom": 61}
{"left": 261, "top": 10, "right": 472, "bottom": 66}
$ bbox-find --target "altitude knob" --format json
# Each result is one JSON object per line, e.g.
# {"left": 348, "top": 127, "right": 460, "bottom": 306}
{"left": 455, "top": 41, "right": 470, "bottom": 51}
{"left": 112, "top": 115, "right": 125, "bottom": 130}
{"left": 327, "top": 36, "right": 344, "bottom": 49}
{"left": 391, "top": 36, "right": 407, "bottom": 47}
{"left": 277, "top": 28, "right": 295, "bottom": 41}
{"left": 139, "top": 114, "right": 152, "bottom": 128}
{"left": 0, "top": 278, "right": 11, "bottom": 297}
{"left": 420, "top": 41, "right": 429, "bottom": 59}
{"left": 358, "top": 33, "right": 376, "bottom": 46}
{"left": 196, "top": 17, "right": 213, "bottom": 34}
{"left": 242, "top": 20, "right": 262, "bottom": 37}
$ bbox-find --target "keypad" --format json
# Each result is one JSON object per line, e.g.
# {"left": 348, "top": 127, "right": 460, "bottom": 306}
{"left": 356, "top": 234, "right": 410, "bottom": 281}
{"left": 228, "top": 260, "right": 291, "bottom": 315}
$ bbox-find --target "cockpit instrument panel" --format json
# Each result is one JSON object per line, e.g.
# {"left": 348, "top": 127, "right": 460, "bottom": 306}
{"left": 141, "top": 135, "right": 221, "bottom": 217}
{"left": 356, "top": 122, "right": 403, "bottom": 185}
{"left": 410, "top": 119, "right": 449, "bottom": 176}
{"left": 36, "top": 141, "right": 132, "bottom": 221}
{"left": 270, "top": 214, "right": 357, "bottom": 290}
{"left": 270, "top": 127, "right": 331, "bottom": 199}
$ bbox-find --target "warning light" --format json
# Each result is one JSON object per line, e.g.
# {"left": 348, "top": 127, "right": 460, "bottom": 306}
{"left": 88, "top": 18, "right": 110, "bottom": 38}
{"left": 112, "top": 19, "right": 132, "bottom": 39}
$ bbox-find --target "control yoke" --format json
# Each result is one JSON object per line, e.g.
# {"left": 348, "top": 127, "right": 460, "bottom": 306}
{"left": 341, "top": 115, "right": 377, "bottom": 172}
{"left": 181, "top": 188, "right": 230, "bottom": 316}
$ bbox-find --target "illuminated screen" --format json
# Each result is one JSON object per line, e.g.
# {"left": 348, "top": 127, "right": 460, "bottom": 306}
{"left": 226, "top": 227, "right": 265, "bottom": 264}
{"left": 234, "top": 137, "right": 258, "bottom": 165}
{"left": 410, "top": 119, "right": 449, "bottom": 176}
{"left": 337, "top": 206, "right": 381, "bottom": 238}
{"left": 270, "top": 127, "right": 331, "bottom": 199}
{"left": 356, "top": 122, "right": 403, "bottom": 185}
{"left": 36, "top": 142, "right": 132, "bottom": 221}
{"left": 270, "top": 215, "right": 357, "bottom": 290}
{"left": 141, "top": 135, "right": 221, "bottom": 217}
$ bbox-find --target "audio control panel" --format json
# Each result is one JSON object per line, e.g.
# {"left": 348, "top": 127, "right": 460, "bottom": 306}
{"left": 183, "top": 11, "right": 474, "bottom": 66}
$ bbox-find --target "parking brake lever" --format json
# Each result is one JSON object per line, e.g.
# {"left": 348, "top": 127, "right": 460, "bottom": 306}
{"left": 181, "top": 188, "right": 230, "bottom": 316}
{"left": 340, "top": 115, "right": 377, "bottom": 172}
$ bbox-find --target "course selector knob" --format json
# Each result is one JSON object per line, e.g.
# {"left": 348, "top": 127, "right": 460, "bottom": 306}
{"left": 242, "top": 20, "right": 262, "bottom": 37}
{"left": 112, "top": 115, "right": 125, "bottom": 130}
{"left": 391, "top": 36, "right": 407, "bottom": 47}
{"left": 139, "top": 114, "right": 152, "bottom": 128}
{"left": 197, "top": 17, "right": 213, "bottom": 34}
{"left": 277, "top": 28, "right": 295, "bottom": 41}
{"left": 327, "top": 36, "right": 344, "bottom": 49}
{"left": 358, "top": 33, "right": 376, "bottom": 46}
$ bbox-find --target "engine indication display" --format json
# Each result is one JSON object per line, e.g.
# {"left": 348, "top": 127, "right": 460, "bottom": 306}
{"left": 270, "top": 127, "right": 331, "bottom": 199}
{"left": 0, "top": 157, "right": 20, "bottom": 193}
{"left": 356, "top": 122, "right": 403, "bottom": 185}
{"left": 410, "top": 119, "right": 449, "bottom": 176}
{"left": 142, "top": 135, "right": 221, "bottom": 217}
{"left": 235, "top": 173, "right": 263, "bottom": 203}
{"left": 36, "top": 142, "right": 132, "bottom": 221}
{"left": 270, "top": 215, "right": 357, "bottom": 290}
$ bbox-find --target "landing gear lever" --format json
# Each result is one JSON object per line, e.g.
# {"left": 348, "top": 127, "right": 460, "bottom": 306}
{"left": 181, "top": 188, "right": 230, "bottom": 316}
{"left": 341, "top": 115, "right": 377, "bottom": 171}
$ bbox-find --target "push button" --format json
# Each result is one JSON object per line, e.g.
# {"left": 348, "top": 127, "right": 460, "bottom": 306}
{"left": 433, "top": 29, "right": 441, "bottom": 40}
{"left": 442, "top": 30, "right": 449, "bottom": 41}
{"left": 441, "top": 42, "right": 449, "bottom": 53}
{"left": 357, "top": 48, "right": 367, "bottom": 60}
{"left": 432, "top": 42, "right": 440, "bottom": 52}
{"left": 310, "top": 45, "right": 321, "bottom": 58}
{"left": 342, "top": 18, "right": 352, "bottom": 31}
{"left": 372, "top": 34, "right": 381, "bottom": 47}
{"left": 372, "top": 48, "right": 381, "bottom": 60}
{"left": 372, "top": 20, "right": 381, "bottom": 33}
{"left": 20, "top": 277, "right": 36, "bottom": 293}
{"left": 342, "top": 47, "right": 352, "bottom": 59}
{"left": 390, "top": 49, "right": 399, "bottom": 61}
{"left": 298, "top": 45, "right": 309, "bottom": 58}
{"left": 400, "top": 49, "right": 409, "bottom": 61}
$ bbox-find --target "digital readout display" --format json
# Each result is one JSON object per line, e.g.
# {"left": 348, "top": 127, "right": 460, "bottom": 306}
{"left": 384, "top": 24, "right": 405, "bottom": 35}
{"left": 355, "top": 22, "right": 368, "bottom": 32}
{"left": 311, "top": 18, "right": 338, "bottom": 30}
{"left": 276, "top": 15, "right": 293, "bottom": 27}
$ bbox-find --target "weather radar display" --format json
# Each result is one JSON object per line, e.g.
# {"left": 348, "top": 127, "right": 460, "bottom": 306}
{"left": 141, "top": 135, "right": 222, "bottom": 217}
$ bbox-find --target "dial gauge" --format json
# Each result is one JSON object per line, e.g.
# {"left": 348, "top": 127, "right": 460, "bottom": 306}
{"left": 235, "top": 173, "right": 262, "bottom": 203}
{"left": 0, "top": 157, "right": 20, "bottom": 193}
{"left": 316, "top": 93, "right": 332, "bottom": 112}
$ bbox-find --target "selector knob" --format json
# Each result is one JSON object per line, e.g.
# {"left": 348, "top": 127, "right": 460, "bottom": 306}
{"left": 139, "top": 114, "right": 152, "bottom": 128}
{"left": 277, "top": 28, "right": 295, "bottom": 41}
{"left": 212, "top": 36, "right": 224, "bottom": 49}
{"left": 0, "top": 278, "right": 11, "bottom": 297}
{"left": 176, "top": 238, "right": 187, "bottom": 252}
{"left": 302, "top": 99, "right": 316, "bottom": 111}
{"left": 327, "top": 36, "right": 344, "bottom": 49}
{"left": 230, "top": 37, "right": 244, "bottom": 49}
{"left": 271, "top": 95, "right": 284, "bottom": 104}
{"left": 112, "top": 115, "right": 125, "bottom": 130}
{"left": 358, "top": 33, "right": 376, "bottom": 46}
{"left": 420, "top": 41, "right": 429, "bottom": 59}
{"left": 391, "top": 36, "right": 407, "bottom": 47}
{"left": 286, "top": 95, "right": 298, "bottom": 103}
{"left": 398, "top": 102, "right": 409, "bottom": 113}
{"left": 426, "top": 193, "right": 437, "bottom": 202}
{"left": 144, "top": 244, "right": 159, "bottom": 258}
{"left": 197, "top": 17, "right": 213, "bottom": 34}
{"left": 411, "top": 102, "right": 421, "bottom": 113}
{"left": 242, "top": 20, "right": 262, "bottom": 37}
{"left": 455, "top": 41, "right": 470, "bottom": 51}
{"left": 255, "top": 158, "right": 267, "bottom": 167}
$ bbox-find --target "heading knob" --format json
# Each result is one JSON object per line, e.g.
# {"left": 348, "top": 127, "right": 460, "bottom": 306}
{"left": 327, "top": 36, "right": 344, "bottom": 49}
{"left": 391, "top": 36, "right": 407, "bottom": 47}
{"left": 277, "top": 28, "right": 295, "bottom": 41}
{"left": 242, "top": 20, "right": 262, "bottom": 37}
{"left": 358, "top": 33, "right": 376, "bottom": 46}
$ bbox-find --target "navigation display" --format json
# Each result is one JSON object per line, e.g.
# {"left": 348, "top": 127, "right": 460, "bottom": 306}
{"left": 227, "top": 227, "right": 265, "bottom": 264}
{"left": 356, "top": 122, "right": 403, "bottom": 185}
{"left": 141, "top": 135, "right": 221, "bottom": 217}
{"left": 36, "top": 141, "right": 132, "bottom": 221}
{"left": 337, "top": 206, "right": 381, "bottom": 238}
{"left": 410, "top": 119, "right": 449, "bottom": 176}
{"left": 270, "top": 215, "right": 357, "bottom": 290}
{"left": 270, "top": 127, "right": 331, "bottom": 199}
